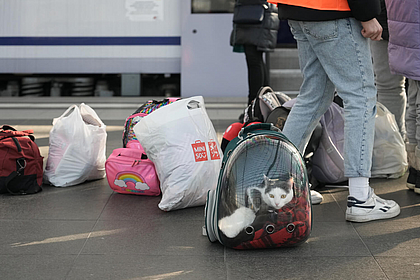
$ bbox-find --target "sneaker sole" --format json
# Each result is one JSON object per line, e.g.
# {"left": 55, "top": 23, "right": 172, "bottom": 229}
{"left": 310, "top": 191, "right": 323, "bottom": 205}
{"left": 407, "top": 182, "right": 415, "bottom": 190}
{"left": 415, "top": 188, "right": 420, "bottom": 194}
{"left": 311, "top": 197, "right": 322, "bottom": 205}
{"left": 345, "top": 207, "right": 401, "bottom": 223}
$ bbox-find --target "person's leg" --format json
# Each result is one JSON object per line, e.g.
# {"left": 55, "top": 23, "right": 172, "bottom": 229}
{"left": 405, "top": 79, "right": 418, "bottom": 189}
{"left": 407, "top": 79, "right": 420, "bottom": 194}
{"left": 300, "top": 18, "right": 376, "bottom": 186}
{"left": 281, "top": 20, "right": 337, "bottom": 206}
{"left": 285, "top": 18, "right": 399, "bottom": 221}
{"left": 314, "top": 18, "right": 378, "bottom": 207}
{"left": 371, "top": 39, "right": 407, "bottom": 140}
{"left": 282, "top": 20, "right": 335, "bottom": 154}
{"left": 244, "top": 45, "right": 266, "bottom": 105}
{"left": 287, "top": 18, "right": 375, "bottom": 180}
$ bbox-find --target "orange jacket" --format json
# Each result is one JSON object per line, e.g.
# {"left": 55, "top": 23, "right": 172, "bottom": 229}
{"left": 268, "top": 0, "right": 350, "bottom": 11}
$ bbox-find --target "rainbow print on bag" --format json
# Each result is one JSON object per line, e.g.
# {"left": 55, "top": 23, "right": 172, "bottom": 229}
{"left": 114, "top": 172, "right": 150, "bottom": 193}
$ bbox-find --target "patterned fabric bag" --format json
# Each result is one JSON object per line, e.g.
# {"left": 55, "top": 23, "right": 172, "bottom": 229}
{"left": 122, "top": 98, "right": 179, "bottom": 148}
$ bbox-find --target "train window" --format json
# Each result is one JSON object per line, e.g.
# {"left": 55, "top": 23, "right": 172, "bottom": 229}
{"left": 192, "top": 0, "right": 235, "bottom": 13}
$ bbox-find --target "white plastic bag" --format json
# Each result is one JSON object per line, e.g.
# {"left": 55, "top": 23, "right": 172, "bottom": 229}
{"left": 371, "top": 102, "right": 408, "bottom": 178}
{"left": 134, "top": 96, "right": 222, "bottom": 211}
{"left": 44, "top": 103, "right": 107, "bottom": 187}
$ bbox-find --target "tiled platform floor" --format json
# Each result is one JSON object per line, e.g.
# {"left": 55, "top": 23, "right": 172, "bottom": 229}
{"left": 1, "top": 97, "right": 419, "bottom": 280}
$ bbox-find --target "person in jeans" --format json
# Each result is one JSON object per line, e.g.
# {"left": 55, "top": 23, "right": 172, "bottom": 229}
{"left": 268, "top": 0, "right": 400, "bottom": 222}
{"left": 386, "top": 0, "right": 420, "bottom": 194}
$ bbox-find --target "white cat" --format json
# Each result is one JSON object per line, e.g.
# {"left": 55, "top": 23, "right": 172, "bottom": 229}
{"left": 247, "top": 174, "right": 294, "bottom": 211}
{"left": 218, "top": 174, "right": 294, "bottom": 238}
{"left": 218, "top": 206, "right": 256, "bottom": 238}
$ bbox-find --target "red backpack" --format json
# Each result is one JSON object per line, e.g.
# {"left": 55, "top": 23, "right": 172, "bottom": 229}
{"left": 0, "top": 125, "right": 43, "bottom": 194}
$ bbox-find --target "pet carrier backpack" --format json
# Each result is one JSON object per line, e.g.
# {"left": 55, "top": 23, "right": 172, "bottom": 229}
{"left": 204, "top": 123, "right": 312, "bottom": 249}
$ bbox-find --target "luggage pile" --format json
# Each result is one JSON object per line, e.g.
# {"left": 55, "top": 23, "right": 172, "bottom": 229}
{"left": 106, "top": 96, "right": 223, "bottom": 212}
{"left": 132, "top": 96, "right": 222, "bottom": 211}
{"left": 105, "top": 98, "right": 180, "bottom": 197}
{"left": 0, "top": 90, "right": 406, "bottom": 251}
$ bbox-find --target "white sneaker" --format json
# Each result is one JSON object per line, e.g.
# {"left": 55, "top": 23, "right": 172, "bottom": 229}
{"left": 310, "top": 190, "right": 323, "bottom": 205}
{"left": 345, "top": 188, "right": 400, "bottom": 222}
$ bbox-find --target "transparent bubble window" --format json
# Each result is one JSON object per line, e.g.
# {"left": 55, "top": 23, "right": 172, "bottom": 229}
{"left": 216, "top": 134, "right": 311, "bottom": 249}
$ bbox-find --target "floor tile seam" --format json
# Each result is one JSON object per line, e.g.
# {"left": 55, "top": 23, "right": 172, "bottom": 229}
{"left": 372, "top": 256, "right": 392, "bottom": 280}
{"left": 373, "top": 255, "right": 420, "bottom": 259}
{"left": 95, "top": 218, "right": 206, "bottom": 222}
{"left": 223, "top": 255, "right": 393, "bottom": 259}
{"left": 68, "top": 193, "right": 115, "bottom": 278}
{"left": 74, "top": 253, "right": 227, "bottom": 258}
{"left": 344, "top": 211, "right": 383, "bottom": 275}
{"left": 327, "top": 188, "right": 381, "bottom": 262}
{"left": 75, "top": 253, "right": 226, "bottom": 257}
{"left": 327, "top": 188, "right": 347, "bottom": 215}
{"left": 0, "top": 253, "right": 80, "bottom": 256}
{"left": 0, "top": 218, "right": 100, "bottom": 222}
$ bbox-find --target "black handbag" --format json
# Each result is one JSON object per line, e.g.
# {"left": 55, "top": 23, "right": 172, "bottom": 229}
{"left": 233, "top": 4, "right": 266, "bottom": 24}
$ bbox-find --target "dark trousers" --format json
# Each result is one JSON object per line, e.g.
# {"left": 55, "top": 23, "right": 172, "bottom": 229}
{"left": 244, "top": 45, "right": 269, "bottom": 105}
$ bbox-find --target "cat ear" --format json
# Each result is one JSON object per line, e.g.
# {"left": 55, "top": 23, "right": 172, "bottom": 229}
{"left": 263, "top": 174, "right": 269, "bottom": 183}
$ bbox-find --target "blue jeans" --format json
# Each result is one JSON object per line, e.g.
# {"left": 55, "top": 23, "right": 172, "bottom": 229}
{"left": 282, "top": 18, "right": 377, "bottom": 178}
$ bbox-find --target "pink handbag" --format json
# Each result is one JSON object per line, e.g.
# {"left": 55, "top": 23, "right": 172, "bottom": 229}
{"left": 105, "top": 146, "right": 160, "bottom": 196}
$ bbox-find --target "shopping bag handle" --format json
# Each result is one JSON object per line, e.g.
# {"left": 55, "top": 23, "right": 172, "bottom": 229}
{"left": 80, "top": 103, "right": 104, "bottom": 127}
{"left": 52, "top": 104, "right": 79, "bottom": 125}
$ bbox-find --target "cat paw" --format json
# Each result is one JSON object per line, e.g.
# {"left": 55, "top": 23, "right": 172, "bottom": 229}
{"left": 218, "top": 207, "right": 256, "bottom": 238}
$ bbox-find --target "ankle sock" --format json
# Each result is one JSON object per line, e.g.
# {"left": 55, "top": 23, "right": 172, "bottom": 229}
{"left": 348, "top": 177, "right": 369, "bottom": 201}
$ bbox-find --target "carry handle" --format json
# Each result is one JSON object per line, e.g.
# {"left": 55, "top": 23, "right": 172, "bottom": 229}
{"left": 187, "top": 100, "right": 201, "bottom": 110}
{"left": 115, "top": 148, "right": 147, "bottom": 159}
{"left": 1, "top": 125, "right": 17, "bottom": 131}
{"left": 0, "top": 125, "right": 35, "bottom": 141}
{"left": 239, "top": 123, "right": 279, "bottom": 137}
{"left": 257, "top": 86, "right": 274, "bottom": 99}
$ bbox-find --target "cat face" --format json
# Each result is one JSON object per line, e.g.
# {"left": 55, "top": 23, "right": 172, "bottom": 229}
{"left": 262, "top": 175, "right": 293, "bottom": 209}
